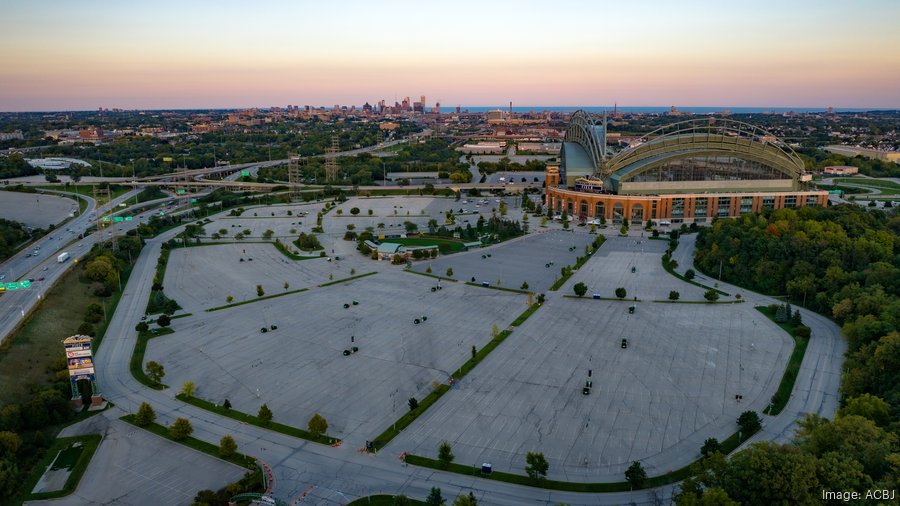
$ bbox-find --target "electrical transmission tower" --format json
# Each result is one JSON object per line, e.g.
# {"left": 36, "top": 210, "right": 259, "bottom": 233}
{"left": 287, "top": 153, "right": 302, "bottom": 201}
{"left": 324, "top": 135, "right": 339, "bottom": 182}
{"left": 92, "top": 184, "right": 117, "bottom": 250}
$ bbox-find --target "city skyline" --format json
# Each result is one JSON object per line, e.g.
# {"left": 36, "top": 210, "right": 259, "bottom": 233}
{"left": 2, "top": 0, "right": 900, "bottom": 111}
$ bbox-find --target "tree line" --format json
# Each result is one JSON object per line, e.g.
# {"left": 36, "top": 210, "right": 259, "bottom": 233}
{"left": 683, "top": 204, "right": 899, "bottom": 503}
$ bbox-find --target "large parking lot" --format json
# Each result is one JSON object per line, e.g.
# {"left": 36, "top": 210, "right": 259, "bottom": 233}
{"left": 0, "top": 191, "right": 76, "bottom": 228}
{"left": 164, "top": 243, "right": 341, "bottom": 312}
{"left": 391, "top": 244, "right": 790, "bottom": 481}
{"left": 410, "top": 230, "right": 596, "bottom": 293}
{"left": 562, "top": 236, "right": 711, "bottom": 300}
{"left": 145, "top": 269, "right": 529, "bottom": 447}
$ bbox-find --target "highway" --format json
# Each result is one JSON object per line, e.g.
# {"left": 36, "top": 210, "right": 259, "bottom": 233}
{"left": 0, "top": 188, "right": 148, "bottom": 345}
{"left": 79, "top": 218, "right": 846, "bottom": 505}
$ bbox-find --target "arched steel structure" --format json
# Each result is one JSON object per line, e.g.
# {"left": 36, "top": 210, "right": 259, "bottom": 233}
{"left": 604, "top": 117, "right": 805, "bottom": 186}
{"left": 563, "top": 110, "right": 608, "bottom": 173}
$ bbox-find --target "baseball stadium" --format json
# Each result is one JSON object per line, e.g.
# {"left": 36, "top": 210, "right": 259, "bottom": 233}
{"left": 546, "top": 111, "right": 828, "bottom": 224}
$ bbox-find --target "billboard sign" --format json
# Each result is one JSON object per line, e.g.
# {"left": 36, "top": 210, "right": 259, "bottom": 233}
{"left": 63, "top": 335, "right": 96, "bottom": 384}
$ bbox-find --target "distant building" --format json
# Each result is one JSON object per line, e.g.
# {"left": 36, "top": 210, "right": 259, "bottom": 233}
{"left": 79, "top": 127, "right": 105, "bottom": 141}
{"left": 459, "top": 141, "right": 506, "bottom": 154}
{"left": 0, "top": 130, "right": 24, "bottom": 141}
{"left": 379, "top": 122, "right": 401, "bottom": 131}
{"left": 823, "top": 165, "right": 859, "bottom": 175}
{"left": 825, "top": 145, "right": 900, "bottom": 163}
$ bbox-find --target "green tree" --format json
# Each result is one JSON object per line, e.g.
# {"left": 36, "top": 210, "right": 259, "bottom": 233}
{"left": 685, "top": 269, "right": 695, "bottom": 280}
{"left": 145, "top": 361, "right": 165, "bottom": 385}
{"left": 452, "top": 492, "right": 478, "bottom": 506}
{"left": 219, "top": 435, "right": 237, "bottom": 458}
{"left": 284, "top": 281, "right": 290, "bottom": 290}
{"left": 722, "top": 442, "right": 820, "bottom": 505}
{"left": 615, "top": 287, "right": 627, "bottom": 299}
{"left": 446, "top": 267, "right": 453, "bottom": 277}
{"left": 226, "top": 295, "right": 234, "bottom": 303}
{"left": 134, "top": 402, "right": 156, "bottom": 427}
{"left": 737, "top": 411, "right": 761, "bottom": 435}
{"left": 135, "top": 321, "right": 149, "bottom": 332}
{"left": 257, "top": 404, "right": 273, "bottom": 425}
{"left": 521, "top": 281, "right": 529, "bottom": 290}
{"left": 169, "top": 417, "right": 193, "bottom": 441}
{"left": 408, "top": 397, "right": 419, "bottom": 410}
{"left": 308, "top": 413, "right": 328, "bottom": 438}
{"left": 181, "top": 381, "right": 195, "bottom": 398}
{"left": 573, "top": 282, "right": 587, "bottom": 297}
{"left": 836, "top": 394, "right": 891, "bottom": 426}
{"left": 222, "top": 399, "right": 231, "bottom": 410}
{"left": 350, "top": 207, "right": 360, "bottom": 215}
{"left": 704, "top": 289, "right": 720, "bottom": 302}
{"left": 625, "top": 461, "right": 646, "bottom": 489}
{"left": 700, "top": 438, "right": 720, "bottom": 457}
{"left": 525, "top": 451, "right": 549, "bottom": 480}
{"left": 157, "top": 314, "right": 171, "bottom": 327}
{"left": 669, "top": 290, "right": 680, "bottom": 301}
{"left": 438, "top": 440, "right": 454, "bottom": 468}
{"left": 256, "top": 284, "right": 265, "bottom": 297}
{"left": 262, "top": 229, "right": 274, "bottom": 240}
{"left": 426, "top": 487, "right": 445, "bottom": 506}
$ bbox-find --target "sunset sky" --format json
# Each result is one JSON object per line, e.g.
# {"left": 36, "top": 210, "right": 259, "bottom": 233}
{"left": 2, "top": 0, "right": 899, "bottom": 111}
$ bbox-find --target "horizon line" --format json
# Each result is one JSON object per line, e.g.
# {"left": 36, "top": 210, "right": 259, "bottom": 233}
{"left": 2, "top": 105, "right": 899, "bottom": 114}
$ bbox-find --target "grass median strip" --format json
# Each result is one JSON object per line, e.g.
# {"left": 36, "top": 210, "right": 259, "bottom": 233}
{"left": 662, "top": 260, "right": 729, "bottom": 296}
{"left": 404, "top": 426, "right": 759, "bottom": 492}
{"left": 130, "top": 327, "right": 174, "bottom": 390}
{"left": 120, "top": 414, "right": 258, "bottom": 468}
{"left": 756, "top": 306, "right": 811, "bottom": 415}
{"left": 318, "top": 271, "right": 377, "bottom": 287}
{"left": 372, "top": 327, "right": 521, "bottom": 451}
{"left": 175, "top": 394, "right": 340, "bottom": 446}
{"left": 464, "top": 282, "right": 531, "bottom": 294}
{"left": 404, "top": 270, "right": 458, "bottom": 282}
{"left": 206, "top": 288, "right": 310, "bottom": 312}
{"left": 563, "top": 295, "right": 642, "bottom": 302}
{"left": 511, "top": 303, "right": 541, "bottom": 326}
{"left": 549, "top": 235, "right": 605, "bottom": 291}
{"left": 23, "top": 434, "right": 101, "bottom": 502}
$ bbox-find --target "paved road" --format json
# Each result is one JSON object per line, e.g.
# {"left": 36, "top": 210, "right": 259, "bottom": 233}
{"left": 0, "top": 188, "right": 159, "bottom": 345}
{"left": 80, "top": 220, "right": 846, "bottom": 504}
{"left": 671, "top": 234, "right": 845, "bottom": 448}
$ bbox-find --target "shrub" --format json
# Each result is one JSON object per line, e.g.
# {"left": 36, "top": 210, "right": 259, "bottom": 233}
{"left": 704, "top": 289, "right": 720, "bottom": 302}
{"left": 169, "top": 418, "right": 193, "bottom": 441}
{"left": 135, "top": 402, "right": 156, "bottom": 426}
{"left": 219, "top": 435, "right": 237, "bottom": 457}
{"left": 685, "top": 269, "right": 696, "bottom": 280}
{"left": 525, "top": 452, "right": 549, "bottom": 480}
{"left": 615, "top": 287, "right": 627, "bottom": 299}
{"left": 308, "top": 413, "right": 328, "bottom": 438}
{"left": 438, "top": 441, "right": 454, "bottom": 468}
{"left": 668, "top": 290, "right": 680, "bottom": 300}
{"left": 258, "top": 404, "right": 273, "bottom": 424}
{"left": 573, "top": 282, "right": 587, "bottom": 297}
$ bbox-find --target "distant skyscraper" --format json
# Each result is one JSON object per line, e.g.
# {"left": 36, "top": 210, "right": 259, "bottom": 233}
{"left": 402, "top": 97, "right": 410, "bottom": 111}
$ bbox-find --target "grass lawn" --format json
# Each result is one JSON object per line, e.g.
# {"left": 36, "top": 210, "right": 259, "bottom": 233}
{"left": 0, "top": 264, "right": 116, "bottom": 406}
{"left": 832, "top": 177, "right": 900, "bottom": 191}
{"left": 21, "top": 434, "right": 102, "bottom": 502}
{"left": 388, "top": 236, "right": 467, "bottom": 252}
{"left": 756, "top": 306, "right": 810, "bottom": 415}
